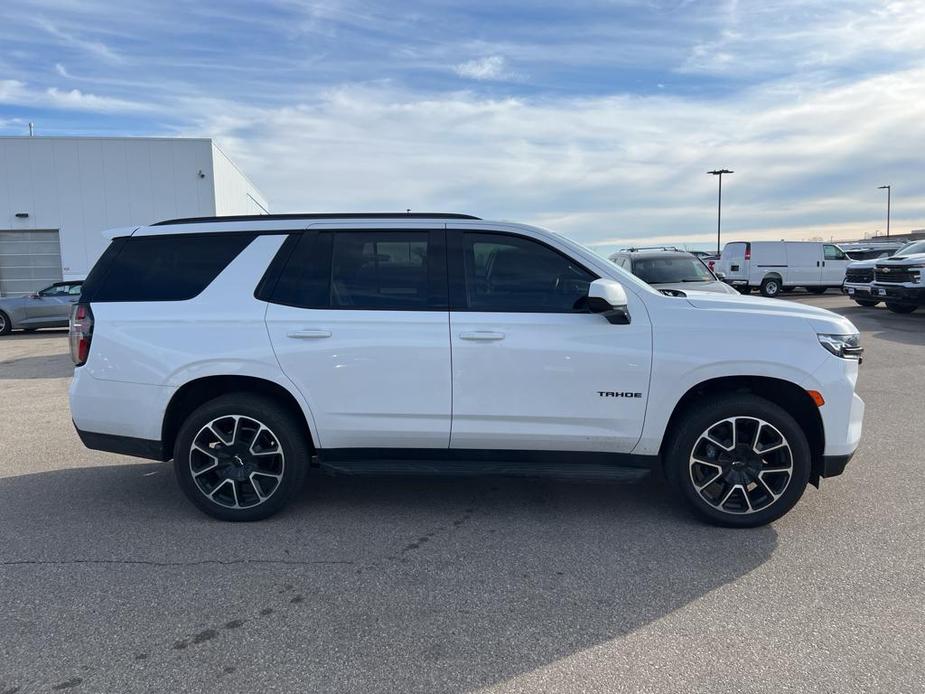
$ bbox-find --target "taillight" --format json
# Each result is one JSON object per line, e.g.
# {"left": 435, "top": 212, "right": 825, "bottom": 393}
{"left": 744, "top": 244, "right": 751, "bottom": 261}
{"left": 69, "top": 303, "right": 94, "bottom": 366}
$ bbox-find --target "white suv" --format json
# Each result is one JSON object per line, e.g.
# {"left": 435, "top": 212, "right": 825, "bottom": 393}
{"left": 69, "top": 213, "right": 865, "bottom": 527}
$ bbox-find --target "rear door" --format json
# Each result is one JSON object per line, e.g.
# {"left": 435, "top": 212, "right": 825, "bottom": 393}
{"left": 719, "top": 242, "right": 747, "bottom": 280}
{"left": 822, "top": 244, "right": 850, "bottom": 286}
{"left": 265, "top": 227, "right": 452, "bottom": 449}
{"left": 446, "top": 226, "right": 651, "bottom": 452}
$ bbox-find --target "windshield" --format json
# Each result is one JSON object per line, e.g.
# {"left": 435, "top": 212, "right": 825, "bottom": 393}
{"left": 633, "top": 256, "right": 714, "bottom": 284}
{"left": 896, "top": 240, "right": 925, "bottom": 256}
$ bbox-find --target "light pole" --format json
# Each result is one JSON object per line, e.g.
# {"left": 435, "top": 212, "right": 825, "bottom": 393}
{"left": 878, "top": 185, "right": 891, "bottom": 237}
{"left": 708, "top": 169, "right": 733, "bottom": 255}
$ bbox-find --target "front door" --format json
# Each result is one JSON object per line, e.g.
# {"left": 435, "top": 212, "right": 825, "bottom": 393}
{"left": 265, "top": 228, "right": 451, "bottom": 449}
{"left": 822, "top": 244, "right": 850, "bottom": 286}
{"left": 447, "top": 227, "right": 652, "bottom": 453}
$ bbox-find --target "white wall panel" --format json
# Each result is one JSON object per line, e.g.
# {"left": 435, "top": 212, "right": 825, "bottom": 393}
{"left": 0, "top": 137, "right": 267, "bottom": 282}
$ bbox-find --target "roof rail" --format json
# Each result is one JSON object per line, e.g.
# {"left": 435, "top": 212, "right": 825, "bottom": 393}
{"left": 617, "top": 245, "right": 684, "bottom": 253}
{"left": 151, "top": 212, "right": 481, "bottom": 226}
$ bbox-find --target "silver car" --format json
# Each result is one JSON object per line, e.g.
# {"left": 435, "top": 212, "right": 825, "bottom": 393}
{"left": 0, "top": 281, "right": 83, "bottom": 335}
{"left": 608, "top": 248, "right": 739, "bottom": 295}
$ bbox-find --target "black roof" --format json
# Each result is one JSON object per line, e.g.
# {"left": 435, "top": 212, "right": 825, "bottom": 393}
{"left": 152, "top": 212, "right": 481, "bottom": 226}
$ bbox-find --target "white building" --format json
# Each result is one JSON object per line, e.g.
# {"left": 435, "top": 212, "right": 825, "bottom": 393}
{"left": 0, "top": 136, "right": 268, "bottom": 296}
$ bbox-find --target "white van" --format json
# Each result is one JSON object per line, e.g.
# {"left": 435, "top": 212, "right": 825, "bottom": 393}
{"left": 717, "top": 241, "right": 851, "bottom": 297}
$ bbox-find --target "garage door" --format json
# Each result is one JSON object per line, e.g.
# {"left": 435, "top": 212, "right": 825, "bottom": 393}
{"left": 0, "top": 230, "right": 64, "bottom": 298}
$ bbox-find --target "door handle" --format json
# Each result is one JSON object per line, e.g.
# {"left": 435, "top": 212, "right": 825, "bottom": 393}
{"left": 287, "top": 329, "right": 332, "bottom": 339}
{"left": 459, "top": 330, "right": 505, "bottom": 341}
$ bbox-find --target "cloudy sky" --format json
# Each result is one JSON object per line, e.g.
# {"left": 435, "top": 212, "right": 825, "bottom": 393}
{"left": 1, "top": 0, "right": 923, "bottom": 252}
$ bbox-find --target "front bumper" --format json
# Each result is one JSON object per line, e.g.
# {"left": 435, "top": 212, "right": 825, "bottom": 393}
{"left": 870, "top": 284, "right": 925, "bottom": 305}
{"left": 819, "top": 453, "right": 855, "bottom": 478}
{"left": 842, "top": 282, "right": 874, "bottom": 298}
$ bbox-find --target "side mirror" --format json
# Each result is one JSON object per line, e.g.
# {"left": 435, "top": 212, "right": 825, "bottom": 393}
{"left": 587, "top": 279, "right": 631, "bottom": 325}
{"left": 29, "top": 293, "right": 40, "bottom": 299}
{"left": 714, "top": 271, "right": 726, "bottom": 280}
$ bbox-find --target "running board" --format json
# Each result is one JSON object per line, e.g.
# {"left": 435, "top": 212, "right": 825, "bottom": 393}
{"left": 320, "top": 458, "right": 649, "bottom": 482}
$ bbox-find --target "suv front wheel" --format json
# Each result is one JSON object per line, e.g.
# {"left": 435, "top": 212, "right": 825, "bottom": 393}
{"left": 174, "top": 394, "right": 309, "bottom": 521}
{"left": 665, "top": 395, "right": 811, "bottom": 527}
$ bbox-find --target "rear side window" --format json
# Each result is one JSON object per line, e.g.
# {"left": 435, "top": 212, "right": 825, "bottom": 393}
{"left": 84, "top": 233, "right": 255, "bottom": 302}
{"left": 268, "top": 230, "right": 447, "bottom": 310}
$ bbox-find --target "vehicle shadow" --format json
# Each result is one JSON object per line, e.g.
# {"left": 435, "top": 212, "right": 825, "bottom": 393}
{"left": 0, "top": 462, "right": 778, "bottom": 692}
{"left": 0, "top": 351, "right": 74, "bottom": 379}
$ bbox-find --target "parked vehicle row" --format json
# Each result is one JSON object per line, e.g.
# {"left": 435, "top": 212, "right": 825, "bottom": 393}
{"left": 842, "top": 240, "right": 925, "bottom": 313}
{"left": 69, "top": 213, "right": 864, "bottom": 528}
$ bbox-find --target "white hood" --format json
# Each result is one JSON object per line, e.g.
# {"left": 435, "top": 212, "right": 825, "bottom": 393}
{"left": 685, "top": 291, "right": 858, "bottom": 335}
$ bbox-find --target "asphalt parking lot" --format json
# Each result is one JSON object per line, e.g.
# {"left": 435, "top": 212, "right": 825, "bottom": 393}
{"left": 1, "top": 293, "right": 923, "bottom": 693}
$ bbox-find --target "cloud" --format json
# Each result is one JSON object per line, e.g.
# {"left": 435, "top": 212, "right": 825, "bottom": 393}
{"left": 34, "top": 17, "right": 123, "bottom": 63}
{"left": 168, "top": 65, "right": 925, "bottom": 251}
{"left": 454, "top": 55, "right": 516, "bottom": 81}
{"left": 0, "top": 79, "right": 150, "bottom": 113}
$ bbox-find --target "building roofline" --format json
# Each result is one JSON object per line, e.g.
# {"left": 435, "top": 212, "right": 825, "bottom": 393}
{"left": 0, "top": 135, "right": 213, "bottom": 143}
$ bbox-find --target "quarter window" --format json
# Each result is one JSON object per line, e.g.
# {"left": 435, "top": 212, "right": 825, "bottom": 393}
{"left": 461, "top": 232, "right": 595, "bottom": 312}
{"left": 85, "top": 234, "right": 255, "bottom": 302}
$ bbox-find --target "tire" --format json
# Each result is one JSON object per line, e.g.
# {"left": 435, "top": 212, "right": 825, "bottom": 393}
{"left": 759, "top": 278, "right": 782, "bottom": 298}
{"left": 174, "top": 394, "right": 310, "bottom": 521}
{"left": 0, "top": 311, "right": 11, "bottom": 336}
{"left": 807, "top": 287, "right": 827, "bottom": 295}
{"left": 885, "top": 302, "right": 916, "bottom": 314}
{"left": 664, "top": 394, "right": 812, "bottom": 528}
{"left": 854, "top": 299, "right": 879, "bottom": 307}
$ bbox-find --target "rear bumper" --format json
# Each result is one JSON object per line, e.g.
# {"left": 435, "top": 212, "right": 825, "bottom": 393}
{"left": 870, "top": 284, "right": 925, "bottom": 305}
{"left": 74, "top": 424, "right": 168, "bottom": 461}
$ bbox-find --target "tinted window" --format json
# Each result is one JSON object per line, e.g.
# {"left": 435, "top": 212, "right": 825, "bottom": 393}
{"left": 270, "top": 230, "right": 446, "bottom": 310}
{"left": 269, "top": 232, "right": 333, "bottom": 308}
{"left": 462, "top": 233, "right": 595, "bottom": 312}
{"left": 86, "top": 233, "right": 255, "bottom": 302}
{"left": 632, "top": 256, "right": 714, "bottom": 284}
{"left": 824, "top": 244, "right": 847, "bottom": 260}
{"left": 38, "top": 285, "right": 67, "bottom": 296}
{"left": 333, "top": 232, "right": 438, "bottom": 309}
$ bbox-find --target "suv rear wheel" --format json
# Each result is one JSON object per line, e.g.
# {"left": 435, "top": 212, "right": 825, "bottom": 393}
{"left": 174, "top": 394, "right": 309, "bottom": 521}
{"left": 665, "top": 395, "right": 811, "bottom": 527}
{"left": 0, "top": 311, "right": 11, "bottom": 336}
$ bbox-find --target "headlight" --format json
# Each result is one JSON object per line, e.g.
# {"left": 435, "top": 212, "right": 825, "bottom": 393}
{"left": 818, "top": 333, "right": 863, "bottom": 360}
